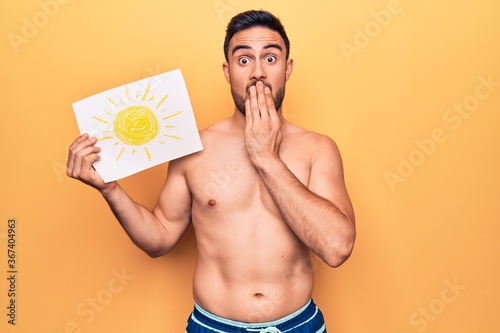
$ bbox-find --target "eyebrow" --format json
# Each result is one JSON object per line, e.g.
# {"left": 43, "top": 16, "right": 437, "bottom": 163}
{"left": 231, "top": 43, "right": 283, "bottom": 56}
{"left": 264, "top": 43, "right": 283, "bottom": 52}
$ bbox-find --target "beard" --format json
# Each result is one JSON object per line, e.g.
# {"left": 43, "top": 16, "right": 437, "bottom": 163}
{"left": 231, "top": 80, "right": 286, "bottom": 115}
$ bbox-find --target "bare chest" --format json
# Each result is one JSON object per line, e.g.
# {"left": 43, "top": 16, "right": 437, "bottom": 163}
{"left": 186, "top": 139, "right": 311, "bottom": 211}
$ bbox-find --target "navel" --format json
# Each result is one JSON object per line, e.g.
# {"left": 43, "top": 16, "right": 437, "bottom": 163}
{"left": 207, "top": 199, "right": 216, "bottom": 207}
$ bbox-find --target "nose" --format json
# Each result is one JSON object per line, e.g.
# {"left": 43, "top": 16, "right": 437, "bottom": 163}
{"left": 250, "top": 61, "right": 267, "bottom": 81}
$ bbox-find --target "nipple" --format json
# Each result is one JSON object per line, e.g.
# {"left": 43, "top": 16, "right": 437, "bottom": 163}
{"left": 208, "top": 199, "right": 216, "bottom": 207}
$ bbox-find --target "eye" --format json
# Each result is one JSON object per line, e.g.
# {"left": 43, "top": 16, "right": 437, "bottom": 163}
{"left": 265, "top": 55, "right": 277, "bottom": 63}
{"left": 238, "top": 57, "right": 250, "bottom": 65}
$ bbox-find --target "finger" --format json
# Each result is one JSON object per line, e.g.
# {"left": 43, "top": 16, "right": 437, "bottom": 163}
{"left": 67, "top": 140, "right": 101, "bottom": 178}
{"left": 67, "top": 135, "right": 97, "bottom": 170}
{"left": 69, "top": 146, "right": 101, "bottom": 179}
{"left": 80, "top": 149, "right": 101, "bottom": 176}
{"left": 256, "top": 81, "right": 269, "bottom": 121}
{"left": 264, "top": 86, "right": 278, "bottom": 122}
{"left": 249, "top": 85, "right": 260, "bottom": 120}
{"left": 245, "top": 98, "right": 252, "bottom": 126}
{"left": 69, "top": 133, "right": 89, "bottom": 152}
{"left": 67, "top": 133, "right": 89, "bottom": 167}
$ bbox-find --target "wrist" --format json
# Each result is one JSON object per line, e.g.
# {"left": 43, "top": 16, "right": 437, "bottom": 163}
{"left": 253, "top": 154, "right": 285, "bottom": 175}
{"left": 99, "top": 181, "right": 119, "bottom": 199}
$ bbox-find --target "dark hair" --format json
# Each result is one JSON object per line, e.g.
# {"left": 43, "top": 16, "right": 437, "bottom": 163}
{"left": 223, "top": 10, "right": 290, "bottom": 61}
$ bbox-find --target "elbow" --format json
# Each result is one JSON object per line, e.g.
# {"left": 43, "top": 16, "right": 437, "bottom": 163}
{"left": 145, "top": 249, "right": 169, "bottom": 258}
{"left": 323, "top": 238, "right": 355, "bottom": 268}
{"left": 143, "top": 245, "right": 171, "bottom": 259}
{"left": 137, "top": 234, "right": 173, "bottom": 258}
{"left": 146, "top": 250, "right": 164, "bottom": 259}
{"left": 324, "top": 252, "right": 351, "bottom": 268}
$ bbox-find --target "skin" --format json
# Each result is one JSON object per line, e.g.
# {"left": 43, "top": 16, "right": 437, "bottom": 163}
{"left": 66, "top": 26, "right": 355, "bottom": 323}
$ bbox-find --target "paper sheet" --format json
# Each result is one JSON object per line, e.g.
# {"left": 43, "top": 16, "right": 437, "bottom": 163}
{"left": 72, "top": 69, "right": 203, "bottom": 182}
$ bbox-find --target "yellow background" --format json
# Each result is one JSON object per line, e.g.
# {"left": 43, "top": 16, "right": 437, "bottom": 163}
{"left": 1, "top": 0, "right": 499, "bottom": 332}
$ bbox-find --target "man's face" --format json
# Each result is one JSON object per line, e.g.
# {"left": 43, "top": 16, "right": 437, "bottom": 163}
{"left": 223, "top": 26, "right": 293, "bottom": 115}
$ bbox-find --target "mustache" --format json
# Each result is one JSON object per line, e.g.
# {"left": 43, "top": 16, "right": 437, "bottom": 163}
{"left": 246, "top": 81, "right": 273, "bottom": 94}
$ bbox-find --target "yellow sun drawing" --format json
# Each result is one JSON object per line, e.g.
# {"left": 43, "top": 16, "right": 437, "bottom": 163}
{"left": 92, "top": 84, "right": 183, "bottom": 161}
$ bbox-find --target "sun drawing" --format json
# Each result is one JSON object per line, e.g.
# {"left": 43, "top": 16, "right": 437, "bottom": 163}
{"left": 92, "top": 84, "right": 183, "bottom": 162}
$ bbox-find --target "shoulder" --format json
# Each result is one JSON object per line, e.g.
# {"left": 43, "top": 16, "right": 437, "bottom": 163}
{"left": 169, "top": 118, "right": 235, "bottom": 169}
{"left": 284, "top": 122, "right": 344, "bottom": 177}
{"left": 199, "top": 117, "right": 236, "bottom": 143}
{"left": 285, "top": 122, "right": 340, "bottom": 154}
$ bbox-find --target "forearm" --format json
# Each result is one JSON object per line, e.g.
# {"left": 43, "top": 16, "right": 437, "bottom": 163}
{"left": 257, "top": 158, "right": 355, "bottom": 267}
{"left": 100, "top": 184, "right": 169, "bottom": 257}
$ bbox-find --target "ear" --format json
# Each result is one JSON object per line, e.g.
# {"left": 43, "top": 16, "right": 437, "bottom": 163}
{"left": 285, "top": 58, "right": 294, "bottom": 81}
{"left": 222, "top": 62, "right": 231, "bottom": 83}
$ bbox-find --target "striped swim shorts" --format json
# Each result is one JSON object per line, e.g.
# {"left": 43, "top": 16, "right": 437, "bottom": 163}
{"left": 185, "top": 298, "right": 327, "bottom": 333}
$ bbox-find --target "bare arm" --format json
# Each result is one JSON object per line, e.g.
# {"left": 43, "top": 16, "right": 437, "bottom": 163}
{"left": 253, "top": 137, "right": 355, "bottom": 267}
{"left": 66, "top": 134, "right": 192, "bottom": 257}
{"left": 245, "top": 83, "right": 355, "bottom": 267}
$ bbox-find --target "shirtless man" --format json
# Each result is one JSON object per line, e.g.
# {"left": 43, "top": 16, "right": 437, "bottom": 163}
{"left": 67, "top": 10, "right": 355, "bottom": 333}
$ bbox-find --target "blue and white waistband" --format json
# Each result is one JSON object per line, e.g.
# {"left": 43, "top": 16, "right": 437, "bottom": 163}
{"left": 186, "top": 298, "right": 326, "bottom": 333}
